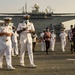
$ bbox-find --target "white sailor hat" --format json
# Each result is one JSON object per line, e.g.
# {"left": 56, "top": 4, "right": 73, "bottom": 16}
{"left": 62, "top": 26, "right": 66, "bottom": 30}
{"left": 63, "top": 26, "right": 66, "bottom": 29}
{"left": 23, "top": 14, "right": 30, "bottom": 19}
{"left": 3, "top": 17, "right": 12, "bottom": 21}
{"left": 61, "top": 28, "right": 65, "bottom": 31}
{"left": 0, "top": 20, "right": 4, "bottom": 23}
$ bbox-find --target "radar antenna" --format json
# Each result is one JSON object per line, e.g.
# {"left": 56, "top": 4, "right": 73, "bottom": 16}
{"left": 25, "top": 2, "right": 27, "bottom": 13}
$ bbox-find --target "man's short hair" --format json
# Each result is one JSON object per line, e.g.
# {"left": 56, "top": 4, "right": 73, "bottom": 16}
{"left": 70, "top": 25, "right": 73, "bottom": 27}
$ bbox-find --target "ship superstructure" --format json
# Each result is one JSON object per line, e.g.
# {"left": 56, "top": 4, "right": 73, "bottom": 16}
{"left": 0, "top": 4, "right": 75, "bottom": 39}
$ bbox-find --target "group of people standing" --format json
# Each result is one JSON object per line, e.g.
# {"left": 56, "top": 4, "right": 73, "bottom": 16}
{"left": 0, "top": 14, "right": 37, "bottom": 70}
{"left": 0, "top": 14, "right": 75, "bottom": 70}
{"left": 40, "top": 24, "right": 75, "bottom": 54}
{"left": 40, "top": 26, "right": 69, "bottom": 54}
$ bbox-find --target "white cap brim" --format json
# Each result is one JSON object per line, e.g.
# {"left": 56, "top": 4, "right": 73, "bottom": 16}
{"left": 3, "top": 17, "right": 12, "bottom": 20}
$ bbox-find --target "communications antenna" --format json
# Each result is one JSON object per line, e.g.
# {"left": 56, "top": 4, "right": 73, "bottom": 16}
{"left": 25, "top": 2, "right": 27, "bottom": 13}
{"left": 22, "top": 7, "right": 24, "bottom": 13}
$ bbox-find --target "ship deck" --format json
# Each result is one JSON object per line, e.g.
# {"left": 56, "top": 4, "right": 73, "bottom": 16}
{"left": 0, "top": 42, "right": 75, "bottom": 75}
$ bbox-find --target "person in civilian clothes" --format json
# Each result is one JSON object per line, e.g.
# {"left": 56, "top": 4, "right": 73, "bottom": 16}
{"left": 72, "top": 25, "right": 75, "bottom": 53}
{"left": 17, "top": 14, "right": 37, "bottom": 67}
{"left": 44, "top": 27, "right": 51, "bottom": 54}
{"left": 68, "top": 25, "right": 74, "bottom": 54}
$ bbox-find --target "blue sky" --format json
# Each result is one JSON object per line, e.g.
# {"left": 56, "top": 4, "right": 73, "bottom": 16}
{"left": 0, "top": 0, "right": 75, "bottom": 13}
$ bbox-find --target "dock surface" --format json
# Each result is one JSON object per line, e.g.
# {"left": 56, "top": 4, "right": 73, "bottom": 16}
{"left": 0, "top": 42, "right": 75, "bottom": 75}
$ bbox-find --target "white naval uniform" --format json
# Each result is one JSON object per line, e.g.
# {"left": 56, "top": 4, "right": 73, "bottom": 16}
{"left": 40, "top": 32, "right": 46, "bottom": 51}
{"left": 17, "top": 20, "right": 35, "bottom": 65}
{"left": 0, "top": 25, "right": 13, "bottom": 68}
{"left": 12, "top": 31, "right": 18, "bottom": 56}
{"left": 50, "top": 33, "right": 56, "bottom": 51}
{"left": 59, "top": 32, "right": 67, "bottom": 52}
{"left": 32, "top": 34, "right": 37, "bottom": 43}
{"left": 8, "top": 22, "right": 14, "bottom": 27}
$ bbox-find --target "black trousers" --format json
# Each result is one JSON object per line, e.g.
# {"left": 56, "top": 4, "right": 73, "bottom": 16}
{"left": 70, "top": 40, "right": 74, "bottom": 53}
{"left": 45, "top": 40, "right": 50, "bottom": 54}
{"left": 32, "top": 42, "right": 36, "bottom": 52}
{"left": 72, "top": 38, "right": 75, "bottom": 52}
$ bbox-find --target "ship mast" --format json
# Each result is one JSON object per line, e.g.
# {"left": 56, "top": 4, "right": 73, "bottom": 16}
{"left": 22, "top": 7, "right": 24, "bottom": 13}
{"left": 25, "top": 2, "right": 27, "bottom": 13}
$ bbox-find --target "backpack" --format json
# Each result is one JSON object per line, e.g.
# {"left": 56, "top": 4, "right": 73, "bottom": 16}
{"left": 44, "top": 32, "right": 51, "bottom": 38}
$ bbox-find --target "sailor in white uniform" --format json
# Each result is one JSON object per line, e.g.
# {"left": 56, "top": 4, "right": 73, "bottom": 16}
{"left": 40, "top": 29, "right": 46, "bottom": 51}
{"left": 32, "top": 32, "right": 38, "bottom": 52}
{"left": 12, "top": 26, "right": 19, "bottom": 56}
{"left": 17, "top": 14, "right": 37, "bottom": 67}
{"left": 0, "top": 20, "right": 6, "bottom": 57}
{"left": 50, "top": 30, "right": 56, "bottom": 51}
{"left": 3, "top": 17, "right": 14, "bottom": 56}
{"left": 59, "top": 28, "right": 67, "bottom": 52}
{"left": 0, "top": 18, "right": 15, "bottom": 70}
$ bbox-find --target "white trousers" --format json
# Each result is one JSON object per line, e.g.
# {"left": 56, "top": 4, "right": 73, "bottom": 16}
{"left": 12, "top": 42, "right": 18, "bottom": 56}
{"left": 50, "top": 40, "right": 55, "bottom": 51}
{"left": 61, "top": 40, "right": 66, "bottom": 52}
{"left": 20, "top": 38, "right": 34, "bottom": 65}
{"left": 0, "top": 43, "right": 12, "bottom": 67}
{"left": 41, "top": 41, "right": 46, "bottom": 51}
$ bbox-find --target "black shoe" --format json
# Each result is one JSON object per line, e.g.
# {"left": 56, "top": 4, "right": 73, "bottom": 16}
{"left": 71, "top": 51, "right": 73, "bottom": 54}
{"left": 74, "top": 51, "right": 75, "bottom": 53}
{"left": 46, "top": 51, "right": 48, "bottom": 55}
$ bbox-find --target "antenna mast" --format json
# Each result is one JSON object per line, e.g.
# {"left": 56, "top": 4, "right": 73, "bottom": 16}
{"left": 22, "top": 7, "right": 24, "bottom": 13}
{"left": 25, "top": 2, "right": 27, "bottom": 13}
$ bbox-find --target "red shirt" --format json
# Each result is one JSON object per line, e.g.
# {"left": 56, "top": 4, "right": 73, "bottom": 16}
{"left": 44, "top": 31, "right": 51, "bottom": 41}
